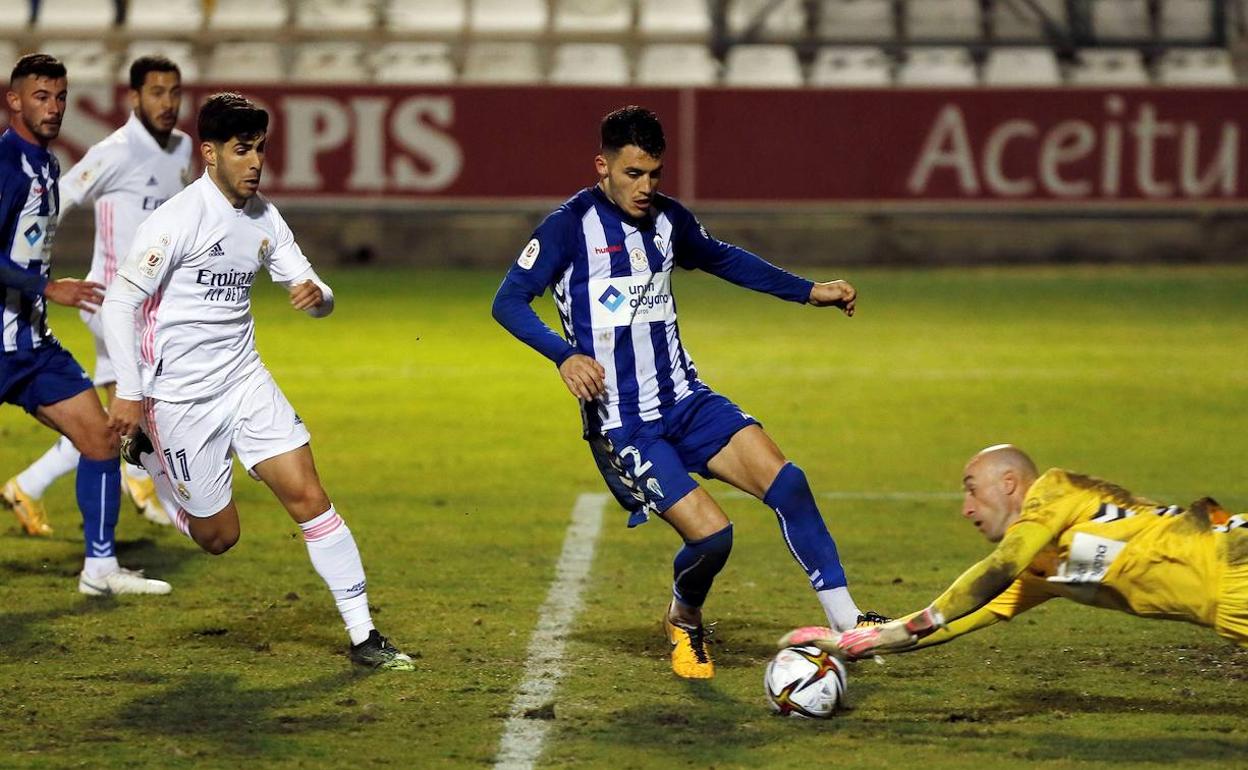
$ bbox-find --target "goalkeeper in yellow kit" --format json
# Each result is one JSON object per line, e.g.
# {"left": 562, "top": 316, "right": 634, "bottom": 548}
{"left": 783, "top": 444, "right": 1248, "bottom": 657}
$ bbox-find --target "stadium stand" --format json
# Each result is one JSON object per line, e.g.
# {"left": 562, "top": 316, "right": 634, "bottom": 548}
{"left": 205, "top": 41, "right": 286, "bottom": 83}
{"left": 0, "top": 0, "right": 32, "bottom": 31}
{"left": 370, "top": 41, "right": 457, "bottom": 83}
{"left": 386, "top": 0, "right": 469, "bottom": 34}
{"left": 295, "top": 0, "right": 378, "bottom": 31}
{"left": 636, "top": 42, "right": 719, "bottom": 85}
{"left": 816, "top": 0, "right": 895, "bottom": 42}
{"left": 1156, "top": 46, "right": 1237, "bottom": 83}
{"left": 724, "top": 44, "right": 803, "bottom": 86}
{"left": 207, "top": 0, "right": 289, "bottom": 31}
{"left": 40, "top": 39, "right": 116, "bottom": 83}
{"left": 1090, "top": 0, "right": 1152, "bottom": 40}
{"left": 896, "top": 46, "right": 978, "bottom": 86}
{"left": 1160, "top": 0, "right": 1217, "bottom": 40}
{"left": 1068, "top": 48, "right": 1151, "bottom": 84}
{"left": 990, "top": 0, "right": 1067, "bottom": 41}
{"left": 469, "top": 0, "right": 549, "bottom": 35}
{"left": 728, "top": 0, "right": 806, "bottom": 40}
{"left": 34, "top": 0, "right": 117, "bottom": 32}
{"left": 638, "top": 0, "right": 711, "bottom": 39}
{"left": 553, "top": 0, "right": 633, "bottom": 34}
{"left": 904, "top": 0, "right": 981, "bottom": 42}
{"left": 0, "top": 0, "right": 1240, "bottom": 88}
{"left": 982, "top": 46, "right": 1062, "bottom": 85}
{"left": 126, "top": 0, "right": 204, "bottom": 33}
{"left": 123, "top": 39, "right": 198, "bottom": 81}
{"left": 461, "top": 41, "right": 543, "bottom": 82}
{"left": 291, "top": 42, "right": 369, "bottom": 84}
{"left": 808, "top": 46, "right": 892, "bottom": 86}
{"left": 549, "top": 42, "right": 629, "bottom": 84}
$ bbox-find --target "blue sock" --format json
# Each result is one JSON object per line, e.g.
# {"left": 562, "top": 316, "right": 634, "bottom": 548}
{"left": 764, "top": 463, "right": 848, "bottom": 590}
{"left": 78, "top": 456, "right": 121, "bottom": 559}
{"left": 672, "top": 524, "right": 733, "bottom": 609}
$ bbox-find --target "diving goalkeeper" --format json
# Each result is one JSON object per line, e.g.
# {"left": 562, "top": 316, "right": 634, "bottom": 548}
{"left": 784, "top": 444, "right": 1248, "bottom": 657}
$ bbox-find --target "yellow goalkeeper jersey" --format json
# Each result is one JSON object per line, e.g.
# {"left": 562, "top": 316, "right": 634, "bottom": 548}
{"left": 984, "top": 469, "right": 1245, "bottom": 633}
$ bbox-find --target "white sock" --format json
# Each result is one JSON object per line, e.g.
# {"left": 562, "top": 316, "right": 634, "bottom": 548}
{"left": 817, "top": 586, "right": 861, "bottom": 632}
{"left": 17, "top": 436, "right": 79, "bottom": 498}
{"left": 299, "top": 506, "right": 375, "bottom": 645}
{"left": 83, "top": 556, "right": 120, "bottom": 578}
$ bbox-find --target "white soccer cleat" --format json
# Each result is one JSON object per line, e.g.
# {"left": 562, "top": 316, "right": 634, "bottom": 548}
{"left": 78, "top": 567, "right": 172, "bottom": 596}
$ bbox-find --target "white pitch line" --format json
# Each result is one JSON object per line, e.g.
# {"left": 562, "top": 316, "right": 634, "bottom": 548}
{"left": 494, "top": 493, "right": 608, "bottom": 770}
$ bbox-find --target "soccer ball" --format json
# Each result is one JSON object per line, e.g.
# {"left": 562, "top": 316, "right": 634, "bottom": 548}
{"left": 764, "top": 645, "right": 847, "bottom": 718}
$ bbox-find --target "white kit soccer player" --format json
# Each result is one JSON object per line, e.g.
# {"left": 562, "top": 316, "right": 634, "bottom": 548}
{"left": 6, "top": 57, "right": 191, "bottom": 530}
{"left": 100, "top": 92, "right": 412, "bottom": 668}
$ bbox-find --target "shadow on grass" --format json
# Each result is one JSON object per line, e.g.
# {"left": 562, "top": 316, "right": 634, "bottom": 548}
{"left": 1000, "top": 687, "right": 1247, "bottom": 718}
{"left": 571, "top": 621, "right": 780, "bottom": 672}
{"left": 1010, "top": 732, "right": 1247, "bottom": 764}
{"left": 92, "top": 669, "right": 361, "bottom": 759}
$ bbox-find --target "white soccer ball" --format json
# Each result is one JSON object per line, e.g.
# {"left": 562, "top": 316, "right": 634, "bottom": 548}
{"left": 764, "top": 645, "right": 847, "bottom": 718}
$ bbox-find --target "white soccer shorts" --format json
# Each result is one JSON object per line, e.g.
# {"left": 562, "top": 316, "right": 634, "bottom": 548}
{"left": 142, "top": 365, "right": 311, "bottom": 517}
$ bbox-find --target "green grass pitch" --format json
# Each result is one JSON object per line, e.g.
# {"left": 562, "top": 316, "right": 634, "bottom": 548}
{"left": 1, "top": 265, "right": 1245, "bottom": 769}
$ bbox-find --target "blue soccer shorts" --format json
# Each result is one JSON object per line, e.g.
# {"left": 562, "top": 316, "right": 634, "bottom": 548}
{"left": 588, "top": 388, "right": 760, "bottom": 527}
{"left": 0, "top": 342, "right": 94, "bottom": 415}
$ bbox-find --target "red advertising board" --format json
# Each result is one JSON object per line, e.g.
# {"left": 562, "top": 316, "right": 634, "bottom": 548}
{"left": 17, "top": 84, "right": 1248, "bottom": 207}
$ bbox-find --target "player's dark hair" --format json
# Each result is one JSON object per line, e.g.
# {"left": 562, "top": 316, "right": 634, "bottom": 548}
{"left": 9, "top": 54, "right": 67, "bottom": 88}
{"left": 198, "top": 92, "right": 268, "bottom": 144}
{"left": 601, "top": 106, "right": 665, "bottom": 158}
{"left": 129, "top": 55, "right": 181, "bottom": 91}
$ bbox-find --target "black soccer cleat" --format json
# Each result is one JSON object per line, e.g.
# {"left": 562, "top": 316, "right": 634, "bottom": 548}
{"left": 120, "top": 428, "right": 154, "bottom": 467}
{"left": 349, "top": 630, "right": 415, "bottom": 671}
{"left": 854, "top": 611, "right": 892, "bottom": 628}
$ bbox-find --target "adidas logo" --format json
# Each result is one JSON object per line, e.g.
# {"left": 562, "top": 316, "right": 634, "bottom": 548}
{"left": 146, "top": 175, "right": 158, "bottom": 186}
{"left": 208, "top": 241, "right": 225, "bottom": 257}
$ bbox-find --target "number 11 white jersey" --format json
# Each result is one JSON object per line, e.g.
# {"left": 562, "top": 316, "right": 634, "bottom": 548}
{"left": 116, "top": 172, "right": 313, "bottom": 402}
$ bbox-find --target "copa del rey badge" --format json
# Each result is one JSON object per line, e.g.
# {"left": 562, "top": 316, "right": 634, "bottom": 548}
{"left": 629, "top": 248, "right": 648, "bottom": 272}
{"left": 518, "top": 239, "right": 540, "bottom": 269}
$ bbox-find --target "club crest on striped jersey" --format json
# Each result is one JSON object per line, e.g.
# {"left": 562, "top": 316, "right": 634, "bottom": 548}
{"left": 629, "top": 248, "right": 649, "bottom": 272}
{"left": 140, "top": 247, "right": 165, "bottom": 278}
{"left": 518, "top": 238, "right": 540, "bottom": 269}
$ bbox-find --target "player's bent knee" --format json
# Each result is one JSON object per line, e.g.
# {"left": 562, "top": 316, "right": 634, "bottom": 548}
{"left": 195, "top": 529, "right": 240, "bottom": 556}
{"left": 764, "top": 462, "right": 814, "bottom": 508}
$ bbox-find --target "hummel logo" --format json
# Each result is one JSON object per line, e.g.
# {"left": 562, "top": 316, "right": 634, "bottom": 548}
{"left": 208, "top": 241, "right": 225, "bottom": 257}
{"left": 598, "top": 286, "right": 625, "bottom": 312}
{"left": 23, "top": 223, "right": 41, "bottom": 245}
{"left": 146, "top": 175, "right": 159, "bottom": 186}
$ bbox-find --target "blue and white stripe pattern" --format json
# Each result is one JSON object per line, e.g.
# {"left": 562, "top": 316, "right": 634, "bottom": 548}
{"left": 493, "top": 186, "right": 813, "bottom": 436}
{"left": 0, "top": 128, "right": 60, "bottom": 354}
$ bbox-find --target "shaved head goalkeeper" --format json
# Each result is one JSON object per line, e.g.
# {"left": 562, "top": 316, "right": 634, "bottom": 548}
{"left": 785, "top": 444, "right": 1248, "bottom": 658}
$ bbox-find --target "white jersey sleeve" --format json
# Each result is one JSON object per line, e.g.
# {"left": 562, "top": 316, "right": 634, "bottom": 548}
{"left": 117, "top": 209, "right": 191, "bottom": 297}
{"left": 262, "top": 203, "right": 312, "bottom": 282}
{"left": 58, "top": 142, "right": 119, "bottom": 217}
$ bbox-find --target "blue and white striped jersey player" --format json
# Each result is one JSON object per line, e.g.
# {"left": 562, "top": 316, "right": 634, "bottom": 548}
{"left": 492, "top": 106, "right": 884, "bottom": 679}
{"left": 0, "top": 54, "right": 169, "bottom": 595}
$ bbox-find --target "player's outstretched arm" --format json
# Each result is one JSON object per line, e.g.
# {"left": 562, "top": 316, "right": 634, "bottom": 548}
{"left": 558, "top": 354, "right": 606, "bottom": 401}
{"left": 807, "top": 279, "right": 857, "bottom": 317}
{"left": 780, "top": 605, "right": 1003, "bottom": 659}
{"left": 282, "top": 268, "right": 334, "bottom": 318}
{"left": 100, "top": 276, "right": 148, "bottom": 437}
{"left": 43, "top": 277, "right": 106, "bottom": 312}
